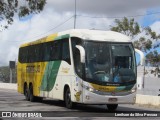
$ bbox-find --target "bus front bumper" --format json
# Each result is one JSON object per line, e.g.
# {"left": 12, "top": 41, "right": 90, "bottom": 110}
{"left": 82, "top": 90, "right": 136, "bottom": 104}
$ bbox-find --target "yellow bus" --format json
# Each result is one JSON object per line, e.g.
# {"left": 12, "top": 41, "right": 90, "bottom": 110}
{"left": 17, "top": 29, "right": 144, "bottom": 111}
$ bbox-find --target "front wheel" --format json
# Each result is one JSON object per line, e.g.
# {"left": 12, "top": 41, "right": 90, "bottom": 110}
{"left": 107, "top": 104, "right": 118, "bottom": 111}
{"left": 64, "top": 88, "right": 74, "bottom": 109}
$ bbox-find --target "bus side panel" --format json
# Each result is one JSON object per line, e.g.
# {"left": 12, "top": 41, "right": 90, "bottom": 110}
{"left": 17, "top": 62, "right": 24, "bottom": 94}
{"left": 17, "top": 33, "right": 59, "bottom": 96}
{"left": 51, "top": 61, "right": 83, "bottom": 103}
{"left": 27, "top": 62, "right": 48, "bottom": 97}
{"left": 38, "top": 61, "right": 83, "bottom": 102}
{"left": 39, "top": 61, "right": 62, "bottom": 98}
{"left": 52, "top": 61, "right": 73, "bottom": 100}
{"left": 17, "top": 61, "right": 48, "bottom": 97}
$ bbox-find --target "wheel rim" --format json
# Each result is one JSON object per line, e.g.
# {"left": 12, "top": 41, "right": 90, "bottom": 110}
{"left": 25, "top": 87, "right": 29, "bottom": 100}
{"left": 25, "top": 90, "right": 27, "bottom": 98}
{"left": 67, "top": 92, "right": 71, "bottom": 105}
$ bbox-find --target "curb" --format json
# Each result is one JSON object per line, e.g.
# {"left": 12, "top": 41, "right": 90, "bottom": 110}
{"left": 0, "top": 83, "right": 17, "bottom": 90}
{"left": 136, "top": 94, "right": 160, "bottom": 106}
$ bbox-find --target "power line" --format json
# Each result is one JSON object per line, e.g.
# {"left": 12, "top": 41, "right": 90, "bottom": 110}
{"left": 22, "top": 11, "right": 160, "bottom": 39}
{"left": 4, "top": 15, "right": 74, "bottom": 43}
{"left": 76, "top": 11, "right": 160, "bottom": 19}
{"left": 74, "top": 0, "right": 77, "bottom": 29}
{"left": 3, "top": 11, "right": 160, "bottom": 43}
{"left": 26, "top": 15, "right": 74, "bottom": 40}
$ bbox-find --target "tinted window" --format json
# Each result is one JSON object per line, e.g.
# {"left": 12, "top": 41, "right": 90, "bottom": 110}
{"left": 51, "top": 41, "right": 61, "bottom": 60}
{"left": 19, "top": 47, "right": 28, "bottom": 63}
{"left": 62, "top": 39, "right": 71, "bottom": 64}
{"left": 28, "top": 46, "right": 34, "bottom": 62}
{"left": 71, "top": 37, "right": 83, "bottom": 78}
{"left": 18, "top": 38, "right": 71, "bottom": 64}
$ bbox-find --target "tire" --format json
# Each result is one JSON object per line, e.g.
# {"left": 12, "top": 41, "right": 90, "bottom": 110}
{"left": 36, "top": 97, "right": 43, "bottom": 102}
{"left": 64, "top": 87, "right": 74, "bottom": 109}
{"left": 107, "top": 104, "right": 118, "bottom": 111}
{"left": 24, "top": 85, "right": 30, "bottom": 101}
{"left": 29, "top": 85, "right": 36, "bottom": 102}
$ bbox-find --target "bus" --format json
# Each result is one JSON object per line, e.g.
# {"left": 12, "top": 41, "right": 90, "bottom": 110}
{"left": 17, "top": 29, "right": 144, "bottom": 111}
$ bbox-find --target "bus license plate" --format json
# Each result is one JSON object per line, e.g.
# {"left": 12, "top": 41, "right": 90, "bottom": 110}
{"left": 108, "top": 98, "right": 118, "bottom": 102}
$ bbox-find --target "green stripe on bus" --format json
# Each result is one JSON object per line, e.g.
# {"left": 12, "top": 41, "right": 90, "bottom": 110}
{"left": 54, "top": 34, "right": 70, "bottom": 40}
{"left": 40, "top": 61, "right": 61, "bottom": 91}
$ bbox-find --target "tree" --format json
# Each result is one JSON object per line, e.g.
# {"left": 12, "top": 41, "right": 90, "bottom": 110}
{"left": 0, "top": 0, "right": 46, "bottom": 30}
{"left": 146, "top": 50, "right": 160, "bottom": 66}
{"left": 110, "top": 17, "right": 160, "bottom": 52}
{"left": 111, "top": 17, "right": 140, "bottom": 39}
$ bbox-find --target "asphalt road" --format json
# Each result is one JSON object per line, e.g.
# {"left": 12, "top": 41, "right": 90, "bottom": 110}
{"left": 0, "top": 88, "right": 160, "bottom": 119}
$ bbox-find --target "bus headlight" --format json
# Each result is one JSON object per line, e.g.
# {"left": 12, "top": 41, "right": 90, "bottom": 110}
{"left": 83, "top": 85, "right": 95, "bottom": 93}
{"left": 88, "top": 87, "right": 94, "bottom": 92}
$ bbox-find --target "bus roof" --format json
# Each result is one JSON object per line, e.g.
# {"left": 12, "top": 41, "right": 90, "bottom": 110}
{"left": 20, "top": 29, "right": 131, "bottom": 47}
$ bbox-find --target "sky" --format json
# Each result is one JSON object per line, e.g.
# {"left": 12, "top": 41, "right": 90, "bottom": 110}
{"left": 0, "top": 0, "right": 160, "bottom": 66}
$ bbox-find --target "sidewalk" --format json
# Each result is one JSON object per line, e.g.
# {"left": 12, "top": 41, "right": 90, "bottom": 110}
{"left": 0, "top": 83, "right": 17, "bottom": 90}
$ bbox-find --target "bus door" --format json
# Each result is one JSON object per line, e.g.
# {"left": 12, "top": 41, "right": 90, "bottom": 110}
{"left": 73, "top": 46, "right": 84, "bottom": 103}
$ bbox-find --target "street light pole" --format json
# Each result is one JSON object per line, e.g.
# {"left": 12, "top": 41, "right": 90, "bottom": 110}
{"left": 74, "top": 0, "right": 77, "bottom": 29}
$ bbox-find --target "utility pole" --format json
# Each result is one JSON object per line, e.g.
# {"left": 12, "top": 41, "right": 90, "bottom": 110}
{"left": 9, "top": 61, "right": 15, "bottom": 83}
{"left": 10, "top": 68, "right": 12, "bottom": 83}
{"left": 74, "top": 0, "right": 77, "bottom": 29}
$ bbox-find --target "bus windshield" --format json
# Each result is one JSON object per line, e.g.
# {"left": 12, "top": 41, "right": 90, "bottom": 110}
{"left": 84, "top": 41, "right": 136, "bottom": 85}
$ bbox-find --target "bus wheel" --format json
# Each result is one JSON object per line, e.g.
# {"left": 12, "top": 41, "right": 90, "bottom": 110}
{"left": 107, "top": 104, "right": 118, "bottom": 111}
{"left": 29, "top": 85, "right": 36, "bottom": 102}
{"left": 36, "top": 97, "right": 43, "bottom": 102}
{"left": 65, "top": 88, "right": 73, "bottom": 109}
{"left": 24, "top": 85, "right": 30, "bottom": 101}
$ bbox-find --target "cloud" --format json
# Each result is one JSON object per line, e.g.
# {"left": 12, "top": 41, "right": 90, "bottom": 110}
{"left": 0, "top": 5, "right": 112, "bottom": 66}
{"left": 47, "top": 0, "right": 160, "bottom": 16}
{"left": 151, "top": 21, "right": 160, "bottom": 33}
{"left": 150, "top": 21, "right": 160, "bottom": 48}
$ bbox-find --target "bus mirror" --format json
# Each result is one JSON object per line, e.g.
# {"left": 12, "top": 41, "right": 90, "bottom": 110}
{"left": 76, "top": 45, "right": 85, "bottom": 63}
{"left": 135, "top": 49, "right": 145, "bottom": 66}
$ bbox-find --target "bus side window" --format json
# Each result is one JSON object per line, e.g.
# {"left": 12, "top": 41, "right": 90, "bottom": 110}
{"left": 43, "top": 42, "right": 51, "bottom": 61}
{"left": 35, "top": 44, "right": 40, "bottom": 62}
{"left": 19, "top": 48, "right": 23, "bottom": 63}
{"left": 71, "top": 37, "right": 83, "bottom": 78}
{"left": 54, "top": 41, "right": 61, "bottom": 60}
{"left": 19, "top": 48, "right": 24, "bottom": 63}
{"left": 28, "top": 46, "right": 35, "bottom": 63}
{"left": 49, "top": 41, "right": 61, "bottom": 61}
{"left": 62, "top": 39, "right": 71, "bottom": 65}
{"left": 20, "top": 47, "right": 28, "bottom": 63}
{"left": 38, "top": 44, "right": 43, "bottom": 62}
{"left": 41, "top": 43, "right": 45, "bottom": 61}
